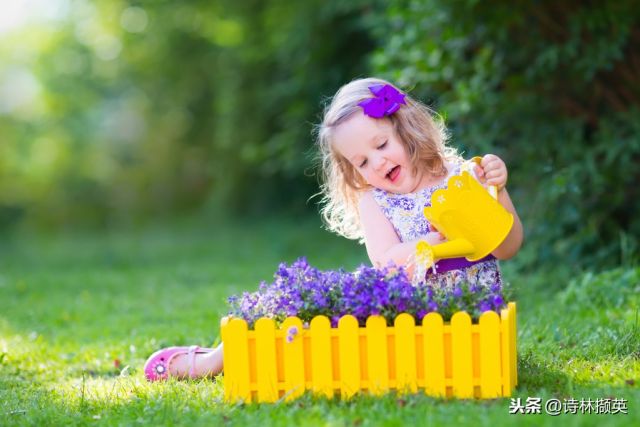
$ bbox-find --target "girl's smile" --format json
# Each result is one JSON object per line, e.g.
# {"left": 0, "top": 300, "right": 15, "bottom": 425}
{"left": 388, "top": 165, "right": 401, "bottom": 182}
{"left": 332, "top": 112, "right": 424, "bottom": 194}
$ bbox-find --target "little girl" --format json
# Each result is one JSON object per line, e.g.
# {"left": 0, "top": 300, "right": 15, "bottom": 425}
{"left": 144, "top": 77, "right": 523, "bottom": 381}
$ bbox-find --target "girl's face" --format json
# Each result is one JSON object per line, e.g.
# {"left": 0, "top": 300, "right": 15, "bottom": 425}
{"left": 332, "top": 112, "right": 424, "bottom": 194}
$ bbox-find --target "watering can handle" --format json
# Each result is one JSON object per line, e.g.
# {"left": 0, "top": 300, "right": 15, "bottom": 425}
{"left": 467, "top": 156, "right": 499, "bottom": 200}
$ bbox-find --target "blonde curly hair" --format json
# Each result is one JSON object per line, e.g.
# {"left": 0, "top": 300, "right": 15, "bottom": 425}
{"left": 315, "top": 77, "right": 460, "bottom": 241}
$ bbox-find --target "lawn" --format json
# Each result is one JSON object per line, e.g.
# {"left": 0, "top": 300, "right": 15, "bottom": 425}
{"left": 1, "top": 216, "right": 638, "bottom": 426}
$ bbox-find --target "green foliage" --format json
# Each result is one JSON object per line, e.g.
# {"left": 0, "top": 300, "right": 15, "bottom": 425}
{"left": 205, "top": 0, "right": 382, "bottom": 214}
{"left": 559, "top": 267, "right": 639, "bottom": 322}
{"left": 0, "top": 1, "right": 381, "bottom": 228}
{"left": 372, "top": 0, "right": 640, "bottom": 269}
{"left": 2, "top": 0, "right": 639, "bottom": 274}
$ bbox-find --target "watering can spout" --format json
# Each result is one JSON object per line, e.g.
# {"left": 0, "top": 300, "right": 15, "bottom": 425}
{"left": 418, "top": 238, "right": 475, "bottom": 260}
{"left": 415, "top": 239, "right": 476, "bottom": 271}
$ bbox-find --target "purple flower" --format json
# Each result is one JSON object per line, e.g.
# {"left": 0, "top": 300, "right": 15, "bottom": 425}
{"left": 331, "top": 315, "right": 341, "bottom": 327}
{"left": 426, "top": 287, "right": 434, "bottom": 299}
{"left": 453, "top": 287, "right": 463, "bottom": 298}
{"left": 478, "top": 301, "right": 492, "bottom": 313}
{"left": 286, "top": 325, "right": 299, "bottom": 343}
{"left": 492, "top": 295, "right": 505, "bottom": 309}
{"left": 276, "top": 262, "right": 290, "bottom": 278}
{"left": 227, "top": 257, "right": 508, "bottom": 327}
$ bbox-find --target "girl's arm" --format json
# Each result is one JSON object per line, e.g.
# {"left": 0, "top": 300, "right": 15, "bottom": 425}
{"left": 475, "top": 154, "right": 524, "bottom": 260}
{"left": 492, "top": 187, "right": 523, "bottom": 259}
{"left": 358, "top": 191, "right": 443, "bottom": 275}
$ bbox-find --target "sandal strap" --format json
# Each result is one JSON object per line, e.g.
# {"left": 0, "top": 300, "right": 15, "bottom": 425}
{"left": 187, "top": 345, "right": 200, "bottom": 378}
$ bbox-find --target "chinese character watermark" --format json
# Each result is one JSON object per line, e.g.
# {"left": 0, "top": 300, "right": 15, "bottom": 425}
{"left": 509, "top": 397, "right": 628, "bottom": 415}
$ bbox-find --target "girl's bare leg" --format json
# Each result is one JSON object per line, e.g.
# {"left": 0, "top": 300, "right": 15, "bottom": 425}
{"left": 168, "top": 344, "right": 224, "bottom": 378}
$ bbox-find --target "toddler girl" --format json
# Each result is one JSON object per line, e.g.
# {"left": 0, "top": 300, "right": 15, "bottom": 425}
{"left": 143, "top": 77, "right": 523, "bottom": 381}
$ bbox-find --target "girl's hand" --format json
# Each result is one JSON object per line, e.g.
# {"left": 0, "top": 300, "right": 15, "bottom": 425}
{"left": 474, "top": 154, "right": 508, "bottom": 190}
{"left": 424, "top": 231, "right": 446, "bottom": 244}
{"left": 423, "top": 224, "right": 446, "bottom": 244}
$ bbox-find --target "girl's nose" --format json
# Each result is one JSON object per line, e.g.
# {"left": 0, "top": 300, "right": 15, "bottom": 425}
{"left": 373, "top": 155, "right": 386, "bottom": 173}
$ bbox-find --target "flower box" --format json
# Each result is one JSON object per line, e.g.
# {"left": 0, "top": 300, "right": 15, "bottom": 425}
{"left": 221, "top": 302, "right": 517, "bottom": 402}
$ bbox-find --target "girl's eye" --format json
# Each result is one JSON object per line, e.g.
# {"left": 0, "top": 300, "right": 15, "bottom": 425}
{"left": 359, "top": 159, "right": 368, "bottom": 168}
{"left": 378, "top": 141, "right": 387, "bottom": 149}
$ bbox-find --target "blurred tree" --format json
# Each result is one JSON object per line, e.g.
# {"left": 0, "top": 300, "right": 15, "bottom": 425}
{"left": 0, "top": 0, "right": 382, "bottom": 229}
{"left": 209, "top": 0, "right": 381, "bottom": 215}
{"left": 373, "top": 0, "right": 640, "bottom": 269}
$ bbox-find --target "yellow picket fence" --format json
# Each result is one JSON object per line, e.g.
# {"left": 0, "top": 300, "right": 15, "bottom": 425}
{"left": 221, "top": 302, "right": 517, "bottom": 403}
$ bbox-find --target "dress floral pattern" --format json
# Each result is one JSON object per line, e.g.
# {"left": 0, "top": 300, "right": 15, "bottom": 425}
{"left": 371, "top": 163, "right": 502, "bottom": 290}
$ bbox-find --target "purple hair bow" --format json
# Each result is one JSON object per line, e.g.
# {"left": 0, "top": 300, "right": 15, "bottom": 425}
{"left": 357, "top": 84, "right": 406, "bottom": 118}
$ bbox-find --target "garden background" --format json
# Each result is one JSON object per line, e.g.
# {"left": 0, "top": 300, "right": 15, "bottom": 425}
{"left": 1, "top": 0, "right": 638, "bottom": 425}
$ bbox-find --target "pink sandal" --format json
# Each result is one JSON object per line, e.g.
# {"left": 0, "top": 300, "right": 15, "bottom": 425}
{"left": 144, "top": 345, "right": 213, "bottom": 381}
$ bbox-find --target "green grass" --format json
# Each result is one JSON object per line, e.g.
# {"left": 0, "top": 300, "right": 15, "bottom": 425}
{"left": 1, "top": 217, "right": 638, "bottom": 426}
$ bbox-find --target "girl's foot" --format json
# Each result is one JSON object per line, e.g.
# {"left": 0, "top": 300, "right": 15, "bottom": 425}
{"left": 144, "top": 345, "right": 223, "bottom": 381}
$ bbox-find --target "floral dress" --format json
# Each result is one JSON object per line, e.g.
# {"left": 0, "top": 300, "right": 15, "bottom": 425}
{"left": 371, "top": 163, "right": 502, "bottom": 291}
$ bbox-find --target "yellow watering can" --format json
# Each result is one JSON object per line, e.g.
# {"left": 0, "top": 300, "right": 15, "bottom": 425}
{"left": 415, "top": 157, "right": 514, "bottom": 271}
